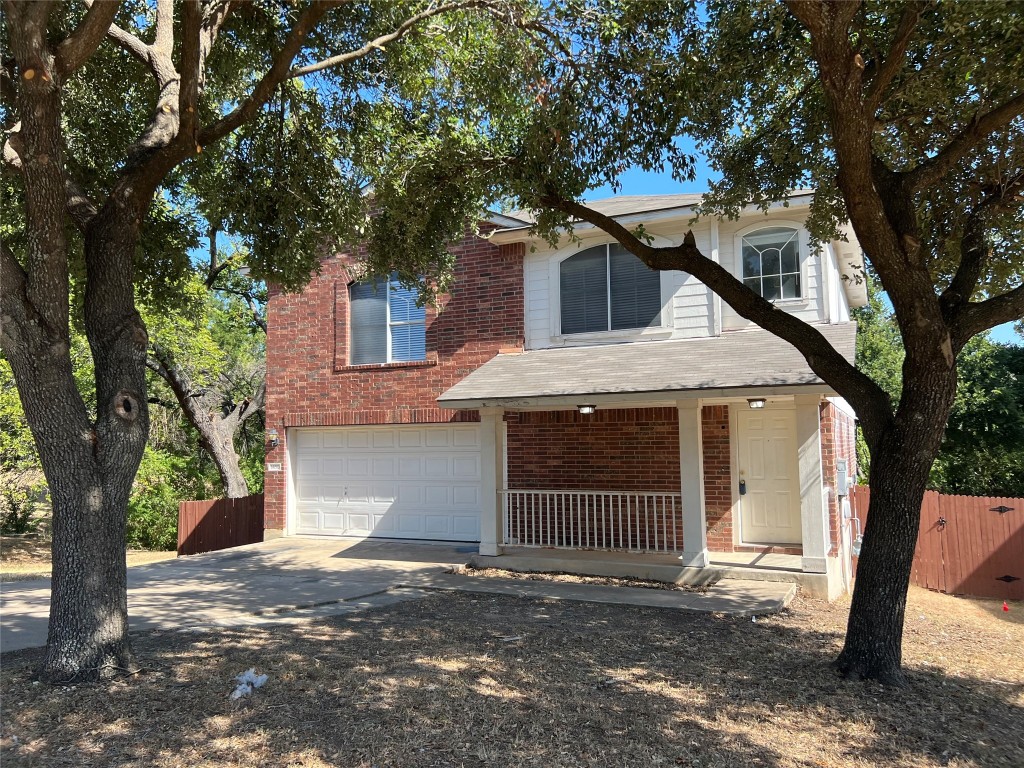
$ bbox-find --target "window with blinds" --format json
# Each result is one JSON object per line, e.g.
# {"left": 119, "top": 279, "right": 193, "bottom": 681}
{"left": 349, "top": 277, "right": 426, "bottom": 364}
{"left": 559, "top": 244, "right": 662, "bottom": 334}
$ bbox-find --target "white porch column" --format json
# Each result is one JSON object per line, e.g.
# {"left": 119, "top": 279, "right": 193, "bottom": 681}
{"left": 795, "top": 394, "right": 829, "bottom": 573}
{"left": 677, "top": 399, "right": 709, "bottom": 567}
{"left": 478, "top": 407, "right": 505, "bottom": 556}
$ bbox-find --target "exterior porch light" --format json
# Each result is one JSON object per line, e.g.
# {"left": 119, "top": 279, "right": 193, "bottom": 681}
{"left": 747, "top": 398, "right": 767, "bottom": 409}
{"left": 577, "top": 404, "right": 596, "bottom": 415}
{"left": 267, "top": 428, "right": 280, "bottom": 448}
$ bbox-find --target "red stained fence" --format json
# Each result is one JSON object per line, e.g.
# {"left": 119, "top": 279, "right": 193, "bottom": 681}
{"left": 850, "top": 487, "right": 1024, "bottom": 601}
{"left": 177, "top": 494, "right": 265, "bottom": 556}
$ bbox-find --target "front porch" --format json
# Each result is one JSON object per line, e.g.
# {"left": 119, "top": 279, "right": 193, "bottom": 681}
{"left": 437, "top": 330, "right": 859, "bottom": 602}
{"left": 468, "top": 545, "right": 837, "bottom": 599}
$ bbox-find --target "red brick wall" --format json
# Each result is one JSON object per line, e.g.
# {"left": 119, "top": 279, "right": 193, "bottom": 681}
{"left": 263, "top": 233, "right": 525, "bottom": 530}
{"left": 702, "top": 405, "right": 734, "bottom": 552}
{"left": 820, "top": 400, "right": 858, "bottom": 555}
{"left": 506, "top": 408, "right": 681, "bottom": 492}
{"left": 505, "top": 407, "right": 734, "bottom": 552}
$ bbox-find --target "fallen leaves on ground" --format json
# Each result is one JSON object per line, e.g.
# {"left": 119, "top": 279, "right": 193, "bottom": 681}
{"left": 1, "top": 586, "right": 1021, "bottom": 768}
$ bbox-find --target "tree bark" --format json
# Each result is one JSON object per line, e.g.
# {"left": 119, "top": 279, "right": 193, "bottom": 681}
{"left": 836, "top": 364, "right": 958, "bottom": 684}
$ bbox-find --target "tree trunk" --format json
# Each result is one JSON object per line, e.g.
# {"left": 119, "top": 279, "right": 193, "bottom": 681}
{"left": 38, "top": 209, "right": 150, "bottom": 683}
{"left": 836, "top": 368, "right": 958, "bottom": 685}
{"left": 200, "top": 422, "right": 249, "bottom": 498}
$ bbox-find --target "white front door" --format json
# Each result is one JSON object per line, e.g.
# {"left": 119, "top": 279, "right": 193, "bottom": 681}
{"left": 736, "top": 405, "right": 801, "bottom": 545}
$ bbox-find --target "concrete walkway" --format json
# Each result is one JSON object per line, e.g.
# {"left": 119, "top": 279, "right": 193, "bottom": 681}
{"left": 1, "top": 538, "right": 796, "bottom": 653}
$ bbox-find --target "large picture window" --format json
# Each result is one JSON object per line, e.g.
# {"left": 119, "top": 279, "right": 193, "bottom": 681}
{"left": 349, "top": 276, "right": 426, "bottom": 365}
{"left": 559, "top": 243, "right": 662, "bottom": 334}
{"left": 741, "top": 227, "right": 801, "bottom": 301}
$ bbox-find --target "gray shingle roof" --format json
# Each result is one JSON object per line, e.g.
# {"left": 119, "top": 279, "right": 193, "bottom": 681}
{"left": 438, "top": 324, "right": 856, "bottom": 406}
{"left": 504, "top": 190, "right": 816, "bottom": 227}
{"left": 507, "top": 193, "right": 707, "bottom": 225}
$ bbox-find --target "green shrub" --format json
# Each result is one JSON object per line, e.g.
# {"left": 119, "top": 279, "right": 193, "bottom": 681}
{"left": 126, "top": 448, "right": 187, "bottom": 550}
{"left": 0, "top": 476, "right": 47, "bottom": 535}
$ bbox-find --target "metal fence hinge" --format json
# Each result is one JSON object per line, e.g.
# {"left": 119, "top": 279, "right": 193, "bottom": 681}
{"left": 990, "top": 505, "right": 1014, "bottom": 514}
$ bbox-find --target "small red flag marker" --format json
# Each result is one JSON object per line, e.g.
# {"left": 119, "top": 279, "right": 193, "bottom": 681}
{"left": 1004, "top": 601, "right": 1010, "bottom": 612}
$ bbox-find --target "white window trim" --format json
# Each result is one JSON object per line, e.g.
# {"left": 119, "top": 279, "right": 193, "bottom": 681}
{"left": 547, "top": 237, "right": 675, "bottom": 344}
{"left": 350, "top": 277, "right": 427, "bottom": 365}
{"left": 733, "top": 221, "right": 811, "bottom": 308}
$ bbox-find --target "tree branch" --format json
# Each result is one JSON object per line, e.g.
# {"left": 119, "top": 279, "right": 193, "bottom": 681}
{"left": 864, "top": 1, "right": 926, "bottom": 113}
{"left": 83, "top": 0, "right": 151, "bottom": 67}
{"left": 56, "top": 0, "right": 123, "bottom": 77}
{"left": 941, "top": 172, "right": 1024, "bottom": 318}
{"left": 905, "top": 91, "right": 1024, "bottom": 192}
{"left": 289, "top": 0, "right": 499, "bottom": 78}
{"left": 954, "top": 284, "right": 1024, "bottom": 346}
{"left": 198, "top": 1, "right": 338, "bottom": 146}
{"left": 539, "top": 194, "right": 893, "bottom": 436}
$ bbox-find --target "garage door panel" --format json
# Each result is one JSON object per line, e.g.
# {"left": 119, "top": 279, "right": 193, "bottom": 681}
{"left": 323, "top": 513, "right": 345, "bottom": 530}
{"left": 346, "top": 458, "right": 370, "bottom": 476}
{"left": 399, "top": 431, "right": 422, "bottom": 448}
{"left": 346, "top": 430, "right": 370, "bottom": 448}
{"left": 425, "top": 430, "right": 450, "bottom": 447}
{"left": 322, "top": 432, "right": 345, "bottom": 449}
{"left": 297, "top": 458, "right": 320, "bottom": 477}
{"left": 452, "top": 456, "right": 479, "bottom": 478}
{"left": 290, "top": 425, "right": 482, "bottom": 542}
{"left": 453, "top": 428, "right": 479, "bottom": 448}
{"left": 452, "top": 485, "right": 479, "bottom": 506}
{"left": 453, "top": 516, "right": 479, "bottom": 537}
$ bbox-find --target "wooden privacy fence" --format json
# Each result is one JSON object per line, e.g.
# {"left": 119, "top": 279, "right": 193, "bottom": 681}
{"left": 850, "top": 487, "right": 1023, "bottom": 601}
{"left": 177, "top": 494, "right": 265, "bottom": 556}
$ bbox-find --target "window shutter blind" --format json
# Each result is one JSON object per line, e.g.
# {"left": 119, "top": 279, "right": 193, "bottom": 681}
{"left": 388, "top": 282, "right": 426, "bottom": 362}
{"left": 560, "top": 247, "right": 609, "bottom": 334}
{"left": 349, "top": 280, "right": 387, "bottom": 364}
{"left": 609, "top": 244, "right": 661, "bottom": 330}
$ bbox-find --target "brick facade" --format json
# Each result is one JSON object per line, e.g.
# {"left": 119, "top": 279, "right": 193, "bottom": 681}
{"left": 504, "top": 406, "right": 735, "bottom": 552}
{"left": 701, "top": 405, "right": 734, "bottom": 552}
{"left": 263, "top": 233, "right": 525, "bottom": 530}
{"left": 820, "top": 400, "right": 858, "bottom": 556}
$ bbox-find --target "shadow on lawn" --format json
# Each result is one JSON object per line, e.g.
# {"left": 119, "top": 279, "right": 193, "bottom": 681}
{"left": 1, "top": 593, "right": 1021, "bottom": 767}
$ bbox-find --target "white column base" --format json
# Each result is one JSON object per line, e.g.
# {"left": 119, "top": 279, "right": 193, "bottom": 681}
{"left": 679, "top": 548, "right": 710, "bottom": 568}
{"left": 478, "top": 542, "right": 501, "bottom": 557}
{"left": 801, "top": 555, "right": 827, "bottom": 574}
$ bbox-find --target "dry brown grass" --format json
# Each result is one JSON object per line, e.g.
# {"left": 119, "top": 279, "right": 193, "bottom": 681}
{"left": 461, "top": 564, "right": 709, "bottom": 592}
{"left": 0, "top": 537, "right": 176, "bottom": 582}
{"left": 1, "top": 585, "right": 1021, "bottom": 768}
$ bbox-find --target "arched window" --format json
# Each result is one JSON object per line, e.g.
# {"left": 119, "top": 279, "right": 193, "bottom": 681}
{"left": 741, "top": 227, "right": 801, "bottom": 301}
{"left": 349, "top": 276, "right": 426, "bottom": 365}
{"left": 559, "top": 244, "right": 662, "bottom": 334}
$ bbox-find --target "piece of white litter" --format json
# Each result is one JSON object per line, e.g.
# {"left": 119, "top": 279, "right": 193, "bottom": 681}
{"left": 230, "top": 668, "right": 269, "bottom": 700}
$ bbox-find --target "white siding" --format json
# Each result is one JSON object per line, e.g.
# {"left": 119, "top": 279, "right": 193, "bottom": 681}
{"left": 521, "top": 209, "right": 847, "bottom": 350}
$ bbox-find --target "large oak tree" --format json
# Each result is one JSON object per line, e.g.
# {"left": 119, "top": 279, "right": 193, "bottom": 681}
{"left": 1, "top": 0, "right": 537, "bottom": 683}
{"left": 365, "top": 0, "right": 1024, "bottom": 684}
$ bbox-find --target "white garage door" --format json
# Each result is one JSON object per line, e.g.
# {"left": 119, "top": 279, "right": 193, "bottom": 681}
{"left": 290, "top": 425, "right": 482, "bottom": 541}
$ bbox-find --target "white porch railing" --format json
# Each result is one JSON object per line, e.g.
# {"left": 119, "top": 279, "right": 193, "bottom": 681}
{"left": 500, "top": 489, "right": 684, "bottom": 553}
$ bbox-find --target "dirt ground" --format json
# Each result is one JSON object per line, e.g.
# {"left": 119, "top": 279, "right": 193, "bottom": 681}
{"left": 0, "top": 586, "right": 1021, "bottom": 768}
{"left": 0, "top": 537, "right": 176, "bottom": 581}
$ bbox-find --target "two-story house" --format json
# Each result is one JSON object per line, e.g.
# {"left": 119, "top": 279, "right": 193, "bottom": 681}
{"left": 264, "top": 191, "right": 865, "bottom": 599}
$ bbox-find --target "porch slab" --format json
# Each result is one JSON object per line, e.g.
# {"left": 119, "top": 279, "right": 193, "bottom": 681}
{"left": 469, "top": 547, "right": 832, "bottom": 599}
{"left": 407, "top": 572, "right": 796, "bottom": 616}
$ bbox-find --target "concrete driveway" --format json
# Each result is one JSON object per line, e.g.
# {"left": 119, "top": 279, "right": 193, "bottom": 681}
{"left": 0, "top": 537, "right": 473, "bottom": 653}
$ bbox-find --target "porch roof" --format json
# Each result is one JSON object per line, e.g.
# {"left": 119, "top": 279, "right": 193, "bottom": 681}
{"left": 438, "top": 324, "right": 856, "bottom": 409}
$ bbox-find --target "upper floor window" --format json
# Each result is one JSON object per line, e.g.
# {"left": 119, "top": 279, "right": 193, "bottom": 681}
{"left": 741, "top": 227, "right": 801, "bottom": 301}
{"left": 349, "top": 276, "right": 426, "bottom": 365}
{"left": 559, "top": 243, "right": 662, "bottom": 334}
